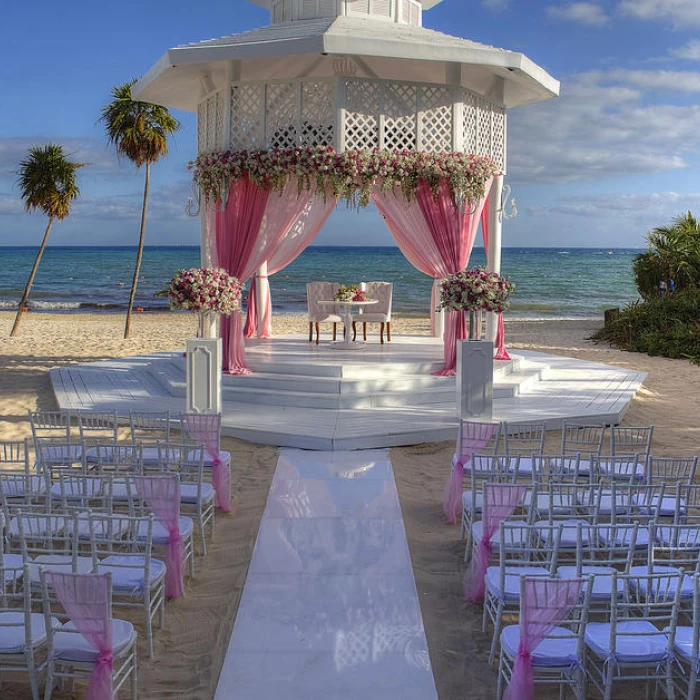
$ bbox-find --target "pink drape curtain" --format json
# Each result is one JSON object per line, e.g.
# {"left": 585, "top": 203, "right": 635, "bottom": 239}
{"left": 480, "top": 198, "right": 511, "bottom": 361}
{"left": 373, "top": 178, "right": 491, "bottom": 375}
{"left": 48, "top": 571, "right": 113, "bottom": 700}
{"left": 463, "top": 484, "right": 527, "bottom": 602}
{"left": 504, "top": 578, "right": 585, "bottom": 700}
{"left": 443, "top": 421, "right": 497, "bottom": 524}
{"left": 134, "top": 475, "right": 185, "bottom": 599}
{"left": 183, "top": 413, "right": 231, "bottom": 512}
{"left": 244, "top": 185, "right": 335, "bottom": 339}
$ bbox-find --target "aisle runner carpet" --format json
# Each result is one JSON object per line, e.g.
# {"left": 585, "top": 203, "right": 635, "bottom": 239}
{"left": 214, "top": 448, "right": 438, "bottom": 699}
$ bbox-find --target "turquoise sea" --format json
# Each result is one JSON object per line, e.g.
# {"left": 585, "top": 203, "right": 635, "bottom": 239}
{"left": 0, "top": 246, "right": 642, "bottom": 320}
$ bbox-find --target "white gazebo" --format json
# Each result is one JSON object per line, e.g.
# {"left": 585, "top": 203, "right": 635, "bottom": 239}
{"left": 134, "top": 0, "right": 559, "bottom": 372}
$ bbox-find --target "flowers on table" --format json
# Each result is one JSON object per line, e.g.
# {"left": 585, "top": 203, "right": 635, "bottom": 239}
{"left": 190, "top": 146, "right": 500, "bottom": 208}
{"left": 438, "top": 269, "right": 514, "bottom": 313}
{"left": 334, "top": 285, "right": 370, "bottom": 302}
{"left": 168, "top": 268, "right": 242, "bottom": 315}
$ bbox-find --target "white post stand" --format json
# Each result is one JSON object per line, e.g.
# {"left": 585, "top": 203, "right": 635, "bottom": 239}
{"left": 456, "top": 339, "right": 494, "bottom": 420}
{"left": 256, "top": 261, "right": 269, "bottom": 337}
{"left": 485, "top": 176, "right": 504, "bottom": 344}
{"left": 432, "top": 279, "right": 444, "bottom": 339}
{"left": 186, "top": 338, "right": 222, "bottom": 414}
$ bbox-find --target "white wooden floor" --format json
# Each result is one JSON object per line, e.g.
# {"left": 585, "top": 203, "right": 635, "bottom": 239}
{"left": 50, "top": 335, "right": 647, "bottom": 449}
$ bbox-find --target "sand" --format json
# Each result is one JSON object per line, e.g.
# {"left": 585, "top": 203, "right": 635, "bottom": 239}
{"left": 1, "top": 310, "right": 699, "bottom": 698}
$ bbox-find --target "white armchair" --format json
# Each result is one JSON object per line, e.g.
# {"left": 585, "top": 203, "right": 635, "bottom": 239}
{"left": 306, "top": 282, "right": 342, "bottom": 345}
{"left": 354, "top": 281, "right": 393, "bottom": 344}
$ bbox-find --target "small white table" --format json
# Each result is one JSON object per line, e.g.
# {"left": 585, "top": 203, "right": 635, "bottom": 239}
{"left": 318, "top": 300, "right": 378, "bottom": 350}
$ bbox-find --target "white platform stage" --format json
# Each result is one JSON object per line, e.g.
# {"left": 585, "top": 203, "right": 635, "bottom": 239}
{"left": 50, "top": 335, "right": 647, "bottom": 450}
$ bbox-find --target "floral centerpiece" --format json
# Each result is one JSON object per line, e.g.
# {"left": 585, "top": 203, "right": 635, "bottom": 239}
{"left": 334, "top": 285, "right": 370, "bottom": 302}
{"left": 438, "top": 269, "right": 514, "bottom": 339}
{"left": 169, "top": 268, "right": 241, "bottom": 337}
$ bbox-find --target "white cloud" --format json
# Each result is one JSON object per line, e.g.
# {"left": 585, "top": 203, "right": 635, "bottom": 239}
{"left": 0, "top": 196, "right": 24, "bottom": 216}
{"left": 618, "top": 0, "right": 700, "bottom": 28}
{"left": 671, "top": 40, "right": 700, "bottom": 61}
{"left": 508, "top": 74, "right": 700, "bottom": 184}
{"left": 602, "top": 69, "right": 700, "bottom": 92}
{"left": 547, "top": 2, "right": 610, "bottom": 26}
{"left": 482, "top": 0, "right": 510, "bottom": 11}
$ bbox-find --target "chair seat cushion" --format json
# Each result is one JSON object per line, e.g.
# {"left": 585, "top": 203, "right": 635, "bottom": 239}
{"left": 76, "top": 514, "right": 131, "bottom": 540}
{"left": 578, "top": 489, "right": 630, "bottom": 516}
{"left": 50, "top": 478, "right": 102, "bottom": 501}
{"left": 200, "top": 450, "right": 231, "bottom": 468}
{"left": 356, "top": 313, "right": 389, "bottom": 322}
{"left": 485, "top": 566, "right": 550, "bottom": 603}
{"left": 461, "top": 491, "right": 483, "bottom": 513}
{"left": 597, "top": 459, "right": 645, "bottom": 480}
{"left": 139, "top": 447, "right": 161, "bottom": 465}
{"left": 29, "top": 555, "right": 94, "bottom": 585}
{"left": 53, "top": 619, "right": 136, "bottom": 662}
{"left": 501, "top": 625, "right": 580, "bottom": 667}
{"left": 472, "top": 520, "right": 530, "bottom": 549}
{"left": 633, "top": 494, "right": 683, "bottom": 518}
{"left": 0, "top": 612, "right": 55, "bottom": 653}
{"left": 136, "top": 517, "right": 193, "bottom": 544}
{"left": 586, "top": 620, "right": 668, "bottom": 663}
{"left": 655, "top": 526, "right": 700, "bottom": 548}
{"left": 629, "top": 565, "right": 694, "bottom": 599}
{"left": 673, "top": 626, "right": 699, "bottom": 664}
{"left": 598, "top": 525, "right": 649, "bottom": 549}
{"left": 523, "top": 492, "right": 574, "bottom": 516}
{"left": 98, "top": 556, "right": 166, "bottom": 591}
{"left": 181, "top": 483, "right": 215, "bottom": 505}
{"left": 1, "top": 554, "right": 24, "bottom": 584}
{"left": 111, "top": 478, "right": 136, "bottom": 500}
{"left": 534, "top": 519, "right": 588, "bottom": 548}
{"left": 557, "top": 566, "right": 624, "bottom": 600}
{"left": 512, "top": 456, "right": 533, "bottom": 475}
{"left": 9, "top": 515, "right": 65, "bottom": 538}
{"left": 39, "top": 445, "right": 83, "bottom": 464}
{"left": 308, "top": 314, "right": 342, "bottom": 323}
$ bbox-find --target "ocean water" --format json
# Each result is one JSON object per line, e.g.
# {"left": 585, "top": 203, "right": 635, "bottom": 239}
{"left": 0, "top": 246, "right": 642, "bottom": 320}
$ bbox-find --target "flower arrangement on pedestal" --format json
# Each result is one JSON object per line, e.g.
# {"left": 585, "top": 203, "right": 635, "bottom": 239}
{"left": 438, "top": 269, "right": 514, "bottom": 339}
{"left": 334, "top": 285, "right": 370, "bottom": 302}
{"left": 169, "top": 267, "right": 241, "bottom": 337}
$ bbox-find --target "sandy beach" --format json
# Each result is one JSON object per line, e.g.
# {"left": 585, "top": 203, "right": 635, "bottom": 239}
{"left": 1, "top": 310, "right": 700, "bottom": 698}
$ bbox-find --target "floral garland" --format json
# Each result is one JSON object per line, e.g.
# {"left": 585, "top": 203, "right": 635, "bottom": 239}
{"left": 438, "top": 269, "right": 514, "bottom": 313}
{"left": 169, "top": 268, "right": 241, "bottom": 315}
{"left": 190, "top": 146, "right": 500, "bottom": 208}
{"left": 334, "top": 285, "right": 369, "bottom": 302}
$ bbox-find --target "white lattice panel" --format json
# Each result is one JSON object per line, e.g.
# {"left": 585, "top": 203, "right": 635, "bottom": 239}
{"left": 347, "top": 0, "right": 371, "bottom": 14}
{"left": 344, "top": 80, "right": 381, "bottom": 150}
{"left": 206, "top": 95, "right": 219, "bottom": 151}
{"left": 230, "top": 84, "right": 264, "bottom": 149}
{"left": 215, "top": 92, "right": 224, "bottom": 150}
{"left": 476, "top": 97, "right": 493, "bottom": 163}
{"left": 383, "top": 83, "right": 417, "bottom": 151}
{"left": 301, "top": 81, "right": 335, "bottom": 147}
{"left": 266, "top": 83, "right": 300, "bottom": 149}
{"left": 197, "top": 103, "right": 206, "bottom": 154}
{"left": 371, "top": 0, "right": 393, "bottom": 18}
{"left": 419, "top": 86, "right": 452, "bottom": 152}
{"left": 462, "top": 90, "right": 478, "bottom": 155}
{"left": 492, "top": 107, "right": 506, "bottom": 171}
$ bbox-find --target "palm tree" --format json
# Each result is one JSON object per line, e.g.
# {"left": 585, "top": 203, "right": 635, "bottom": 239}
{"left": 100, "top": 79, "right": 180, "bottom": 339}
{"left": 10, "top": 145, "right": 84, "bottom": 337}
{"left": 634, "top": 212, "right": 700, "bottom": 299}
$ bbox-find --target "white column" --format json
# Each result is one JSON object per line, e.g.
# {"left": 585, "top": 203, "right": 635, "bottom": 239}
{"left": 257, "top": 260, "right": 269, "bottom": 336}
{"left": 485, "top": 175, "right": 504, "bottom": 343}
{"left": 432, "top": 278, "right": 444, "bottom": 339}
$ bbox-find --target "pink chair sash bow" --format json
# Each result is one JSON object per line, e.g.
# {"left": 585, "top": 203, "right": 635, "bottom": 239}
{"left": 183, "top": 413, "right": 231, "bottom": 512}
{"left": 463, "top": 484, "right": 527, "bottom": 602}
{"left": 443, "top": 421, "right": 497, "bottom": 523}
{"left": 504, "top": 577, "right": 585, "bottom": 700}
{"left": 48, "top": 571, "right": 114, "bottom": 700}
{"left": 134, "top": 476, "right": 185, "bottom": 598}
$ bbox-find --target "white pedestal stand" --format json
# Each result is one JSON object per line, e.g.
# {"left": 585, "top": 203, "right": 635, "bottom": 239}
{"left": 456, "top": 340, "right": 494, "bottom": 420}
{"left": 186, "top": 338, "right": 222, "bottom": 414}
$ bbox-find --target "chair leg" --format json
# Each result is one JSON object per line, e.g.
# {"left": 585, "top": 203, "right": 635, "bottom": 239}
{"left": 352, "top": 321, "right": 357, "bottom": 341}
{"left": 363, "top": 322, "right": 367, "bottom": 341}
{"left": 380, "top": 322, "right": 385, "bottom": 345}
{"left": 315, "top": 322, "right": 320, "bottom": 345}
{"left": 387, "top": 321, "right": 391, "bottom": 341}
{"left": 332, "top": 322, "right": 337, "bottom": 341}
{"left": 131, "top": 648, "right": 138, "bottom": 700}
{"left": 308, "top": 322, "right": 313, "bottom": 342}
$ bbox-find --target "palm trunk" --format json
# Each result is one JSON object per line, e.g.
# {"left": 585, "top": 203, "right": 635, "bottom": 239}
{"left": 124, "top": 161, "right": 151, "bottom": 339}
{"left": 10, "top": 217, "right": 54, "bottom": 337}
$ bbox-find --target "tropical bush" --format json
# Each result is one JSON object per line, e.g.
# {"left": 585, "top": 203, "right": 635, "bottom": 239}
{"left": 592, "top": 289, "right": 700, "bottom": 363}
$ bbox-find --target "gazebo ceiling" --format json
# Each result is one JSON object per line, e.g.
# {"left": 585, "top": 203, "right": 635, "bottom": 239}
{"left": 134, "top": 16, "right": 559, "bottom": 112}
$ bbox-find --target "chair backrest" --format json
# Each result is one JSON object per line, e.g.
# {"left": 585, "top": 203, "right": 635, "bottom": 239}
{"left": 29, "top": 410, "right": 72, "bottom": 442}
{"left": 455, "top": 420, "right": 499, "bottom": 464}
{"left": 0, "top": 563, "right": 35, "bottom": 659}
{"left": 17, "top": 511, "right": 78, "bottom": 561}
{"left": 647, "top": 523, "right": 700, "bottom": 573}
{"left": 0, "top": 440, "right": 30, "bottom": 472}
{"left": 610, "top": 425, "right": 653, "bottom": 456}
{"left": 501, "top": 421, "right": 546, "bottom": 457}
{"left": 54, "top": 469, "right": 112, "bottom": 514}
{"left": 530, "top": 454, "right": 583, "bottom": 484}
{"left": 591, "top": 453, "right": 642, "bottom": 483}
{"left": 129, "top": 410, "right": 171, "bottom": 445}
{"left": 306, "top": 281, "right": 340, "bottom": 319}
{"left": 574, "top": 521, "right": 638, "bottom": 571}
{"left": 560, "top": 422, "right": 606, "bottom": 457}
{"left": 35, "top": 439, "right": 85, "bottom": 474}
{"left": 77, "top": 410, "right": 119, "bottom": 445}
{"left": 646, "top": 456, "right": 698, "bottom": 485}
{"left": 364, "top": 281, "right": 393, "bottom": 319}
{"left": 94, "top": 443, "right": 143, "bottom": 473}
{"left": 181, "top": 412, "right": 222, "bottom": 453}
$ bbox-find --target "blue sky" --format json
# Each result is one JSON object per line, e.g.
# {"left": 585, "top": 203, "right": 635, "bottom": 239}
{"left": 1, "top": 0, "right": 699, "bottom": 248}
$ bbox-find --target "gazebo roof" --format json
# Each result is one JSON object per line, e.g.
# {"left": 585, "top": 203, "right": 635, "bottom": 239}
{"left": 134, "top": 15, "right": 559, "bottom": 112}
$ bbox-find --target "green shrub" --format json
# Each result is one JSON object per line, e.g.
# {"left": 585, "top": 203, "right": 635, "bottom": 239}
{"left": 592, "top": 290, "right": 700, "bottom": 363}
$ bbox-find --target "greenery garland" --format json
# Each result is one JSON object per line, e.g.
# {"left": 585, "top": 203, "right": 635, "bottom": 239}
{"left": 190, "top": 146, "right": 500, "bottom": 208}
